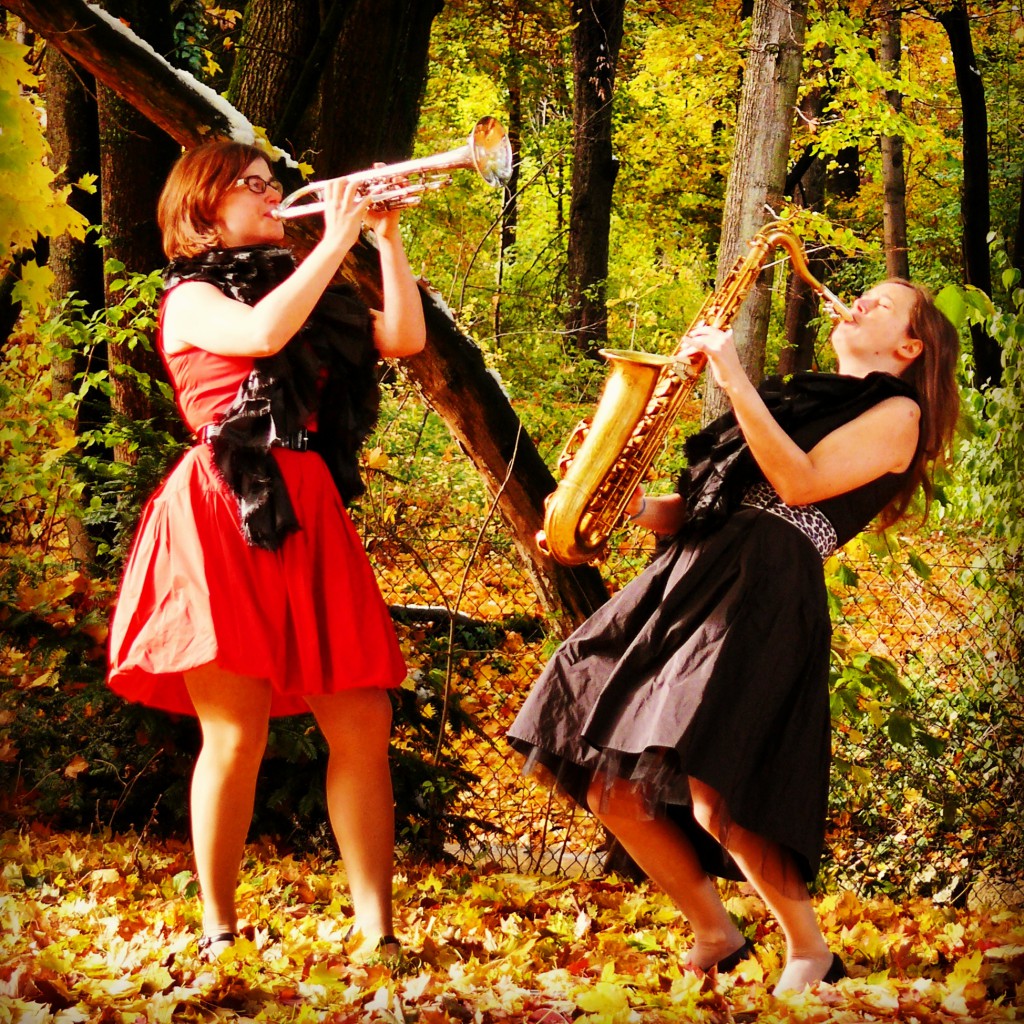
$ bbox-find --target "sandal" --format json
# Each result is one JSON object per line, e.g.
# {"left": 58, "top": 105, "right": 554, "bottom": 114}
{"left": 197, "top": 931, "right": 237, "bottom": 962}
{"left": 822, "top": 952, "right": 847, "bottom": 984}
{"left": 345, "top": 926, "right": 403, "bottom": 965}
{"left": 711, "top": 937, "right": 756, "bottom": 974}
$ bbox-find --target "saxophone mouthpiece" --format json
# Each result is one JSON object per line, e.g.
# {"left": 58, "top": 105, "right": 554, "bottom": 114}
{"left": 823, "top": 287, "right": 854, "bottom": 322}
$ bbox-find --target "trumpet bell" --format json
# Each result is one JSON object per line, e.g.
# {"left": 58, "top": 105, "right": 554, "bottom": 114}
{"left": 469, "top": 115, "right": 513, "bottom": 187}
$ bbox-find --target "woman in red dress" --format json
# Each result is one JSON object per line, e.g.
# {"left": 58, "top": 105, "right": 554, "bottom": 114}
{"left": 108, "top": 141, "right": 425, "bottom": 961}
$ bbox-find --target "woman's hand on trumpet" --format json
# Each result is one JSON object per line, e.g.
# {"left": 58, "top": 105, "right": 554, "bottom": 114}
{"left": 320, "top": 177, "right": 373, "bottom": 259}
{"left": 362, "top": 163, "right": 405, "bottom": 242}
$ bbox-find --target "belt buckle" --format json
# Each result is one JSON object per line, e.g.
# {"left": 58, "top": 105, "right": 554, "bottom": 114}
{"left": 294, "top": 427, "right": 308, "bottom": 451}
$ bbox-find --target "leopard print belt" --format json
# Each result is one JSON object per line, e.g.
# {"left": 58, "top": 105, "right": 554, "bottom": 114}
{"left": 741, "top": 482, "right": 838, "bottom": 560}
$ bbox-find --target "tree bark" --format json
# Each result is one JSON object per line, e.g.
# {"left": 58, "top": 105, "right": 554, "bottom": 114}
{"left": 496, "top": 20, "right": 523, "bottom": 345}
{"left": 564, "top": 0, "right": 626, "bottom": 357}
{"left": 7, "top": 0, "right": 608, "bottom": 631}
{"left": 931, "top": 0, "right": 999, "bottom": 388}
{"left": 1014, "top": 167, "right": 1024, "bottom": 279}
{"left": 95, "top": 0, "right": 179, "bottom": 459}
{"left": 311, "top": 0, "right": 442, "bottom": 176}
{"left": 227, "top": 0, "right": 320, "bottom": 153}
{"left": 780, "top": 102, "right": 827, "bottom": 376}
{"left": 2, "top": 0, "right": 239, "bottom": 146}
{"left": 45, "top": 44, "right": 102, "bottom": 561}
{"left": 705, "top": 0, "right": 808, "bottom": 423}
{"left": 880, "top": 1, "right": 909, "bottom": 280}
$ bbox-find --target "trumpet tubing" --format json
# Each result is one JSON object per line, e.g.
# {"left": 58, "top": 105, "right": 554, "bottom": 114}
{"left": 272, "top": 116, "right": 512, "bottom": 220}
{"left": 538, "top": 222, "right": 853, "bottom": 566}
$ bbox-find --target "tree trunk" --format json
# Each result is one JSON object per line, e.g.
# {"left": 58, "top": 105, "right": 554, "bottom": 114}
{"left": 564, "top": 0, "right": 626, "bottom": 357}
{"left": 780, "top": 46, "right": 830, "bottom": 377}
{"left": 1014, "top": 167, "right": 1024, "bottom": 278}
{"left": 45, "top": 45, "right": 103, "bottom": 562}
{"left": 780, "top": 124, "right": 826, "bottom": 377}
{"left": 705, "top": 0, "right": 808, "bottom": 423}
{"left": 227, "top": 0, "right": 319, "bottom": 153}
{"left": 8, "top": 0, "right": 608, "bottom": 631}
{"left": 880, "top": 1, "right": 909, "bottom": 280}
{"left": 345, "top": 241, "right": 608, "bottom": 629}
{"left": 2, "top": 0, "right": 239, "bottom": 146}
{"left": 311, "top": 0, "right": 442, "bottom": 176}
{"left": 932, "top": 0, "right": 999, "bottom": 388}
{"left": 96, "top": 0, "right": 179, "bottom": 459}
{"left": 496, "top": 31, "right": 523, "bottom": 345}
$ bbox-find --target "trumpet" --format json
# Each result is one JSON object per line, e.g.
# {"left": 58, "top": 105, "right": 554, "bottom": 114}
{"left": 272, "top": 116, "right": 513, "bottom": 220}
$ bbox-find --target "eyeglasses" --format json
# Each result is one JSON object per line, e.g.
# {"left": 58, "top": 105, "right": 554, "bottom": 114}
{"left": 235, "top": 175, "right": 284, "bottom": 196}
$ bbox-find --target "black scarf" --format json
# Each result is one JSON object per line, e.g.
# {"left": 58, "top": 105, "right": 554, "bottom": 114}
{"left": 163, "top": 245, "right": 379, "bottom": 550}
{"left": 677, "top": 370, "right": 919, "bottom": 534}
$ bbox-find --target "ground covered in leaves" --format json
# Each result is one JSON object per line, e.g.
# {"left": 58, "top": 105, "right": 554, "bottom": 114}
{"left": 2, "top": 829, "right": 1022, "bottom": 1023}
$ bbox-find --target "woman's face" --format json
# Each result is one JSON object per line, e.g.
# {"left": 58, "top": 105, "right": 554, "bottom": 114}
{"left": 830, "top": 281, "right": 917, "bottom": 369}
{"left": 213, "top": 158, "right": 286, "bottom": 248}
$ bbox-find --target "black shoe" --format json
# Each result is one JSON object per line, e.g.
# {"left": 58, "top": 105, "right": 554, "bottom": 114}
{"left": 197, "top": 931, "right": 237, "bottom": 962}
{"left": 712, "top": 938, "right": 756, "bottom": 973}
{"left": 822, "top": 952, "right": 847, "bottom": 984}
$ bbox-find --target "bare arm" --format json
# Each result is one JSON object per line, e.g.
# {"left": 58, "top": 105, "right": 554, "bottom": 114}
{"left": 162, "top": 178, "right": 372, "bottom": 358}
{"left": 684, "top": 325, "right": 920, "bottom": 505}
{"left": 367, "top": 213, "right": 426, "bottom": 358}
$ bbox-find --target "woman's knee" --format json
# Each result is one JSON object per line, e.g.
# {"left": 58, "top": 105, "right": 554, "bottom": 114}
{"left": 688, "top": 777, "right": 722, "bottom": 839}
{"left": 308, "top": 688, "right": 393, "bottom": 755}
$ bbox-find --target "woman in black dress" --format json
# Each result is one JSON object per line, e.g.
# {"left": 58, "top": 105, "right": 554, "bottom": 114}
{"left": 509, "top": 281, "right": 960, "bottom": 992}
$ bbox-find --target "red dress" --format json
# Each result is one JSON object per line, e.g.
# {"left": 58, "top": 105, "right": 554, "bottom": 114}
{"left": 107, "top": 337, "right": 406, "bottom": 717}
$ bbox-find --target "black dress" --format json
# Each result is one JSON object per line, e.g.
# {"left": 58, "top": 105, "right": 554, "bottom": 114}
{"left": 507, "top": 371, "right": 918, "bottom": 882}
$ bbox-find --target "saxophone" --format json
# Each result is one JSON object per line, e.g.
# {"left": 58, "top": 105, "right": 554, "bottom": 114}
{"left": 537, "top": 222, "right": 853, "bottom": 566}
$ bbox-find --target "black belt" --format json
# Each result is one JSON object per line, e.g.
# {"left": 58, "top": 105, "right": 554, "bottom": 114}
{"left": 198, "top": 423, "right": 318, "bottom": 452}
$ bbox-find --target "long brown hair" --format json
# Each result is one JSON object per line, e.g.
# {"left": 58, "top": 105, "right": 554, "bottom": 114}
{"left": 879, "top": 279, "right": 961, "bottom": 528}
{"left": 158, "top": 140, "right": 271, "bottom": 259}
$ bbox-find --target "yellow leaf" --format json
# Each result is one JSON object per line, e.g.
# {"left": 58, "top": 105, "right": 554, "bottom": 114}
{"left": 575, "top": 980, "right": 630, "bottom": 1015}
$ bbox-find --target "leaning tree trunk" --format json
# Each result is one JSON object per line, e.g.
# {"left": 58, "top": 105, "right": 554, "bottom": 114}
{"left": 704, "top": 0, "right": 808, "bottom": 423}
{"left": 5, "top": 0, "right": 609, "bottom": 632}
{"left": 932, "top": 0, "right": 999, "bottom": 389}
{"left": 880, "top": 0, "right": 909, "bottom": 280}
{"left": 564, "top": 0, "right": 626, "bottom": 357}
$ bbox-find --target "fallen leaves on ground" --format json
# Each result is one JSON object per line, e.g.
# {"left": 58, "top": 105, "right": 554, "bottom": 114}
{"left": 1, "top": 828, "right": 1022, "bottom": 1022}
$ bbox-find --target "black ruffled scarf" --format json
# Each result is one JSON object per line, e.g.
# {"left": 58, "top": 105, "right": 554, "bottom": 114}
{"left": 677, "top": 370, "right": 919, "bottom": 534}
{"left": 163, "top": 245, "right": 379, "bottom": 550}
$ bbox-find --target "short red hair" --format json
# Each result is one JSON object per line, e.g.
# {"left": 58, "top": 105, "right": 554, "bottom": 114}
{"left": 158, "top": 140, "right": 272, "bottom": 259}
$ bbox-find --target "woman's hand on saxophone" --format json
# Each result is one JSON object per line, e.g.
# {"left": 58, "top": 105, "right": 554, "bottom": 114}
{"left": 625, "top": 486, "right": 687, "bottom": 536}
{"left": 682, "top": 323, "right": 748, "bottom": 394}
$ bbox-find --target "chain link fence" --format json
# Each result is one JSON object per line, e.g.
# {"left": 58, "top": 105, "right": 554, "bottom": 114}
{"left": 362, "top": 392, "right": 1023, "bottom": 904}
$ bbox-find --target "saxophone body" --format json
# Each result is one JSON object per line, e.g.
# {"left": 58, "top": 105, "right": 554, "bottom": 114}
{"left": 538, "top": 222, "right": 852, "bottom": 566}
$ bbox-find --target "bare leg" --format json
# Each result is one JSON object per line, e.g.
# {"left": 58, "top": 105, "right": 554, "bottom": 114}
{"left": 689, "top": 777, "right": 832, "bottom": 992}
{"left": 306, "top": 688, "right": 395, "bottom": 946}
{"left": 185, "top": 663, "right": 272, "bottom": 943}
{"left": 588, "top": 775, "right": 746, "bottom": 969}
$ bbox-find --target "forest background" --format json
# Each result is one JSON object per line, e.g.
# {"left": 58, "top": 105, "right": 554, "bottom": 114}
{"left": 0, "top": 0, "right": 1022, "bottom": 1021}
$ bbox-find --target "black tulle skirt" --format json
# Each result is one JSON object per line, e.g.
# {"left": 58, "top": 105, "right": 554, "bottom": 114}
{"left": 507, "top": 508, "right": 833, "bottom": 881}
